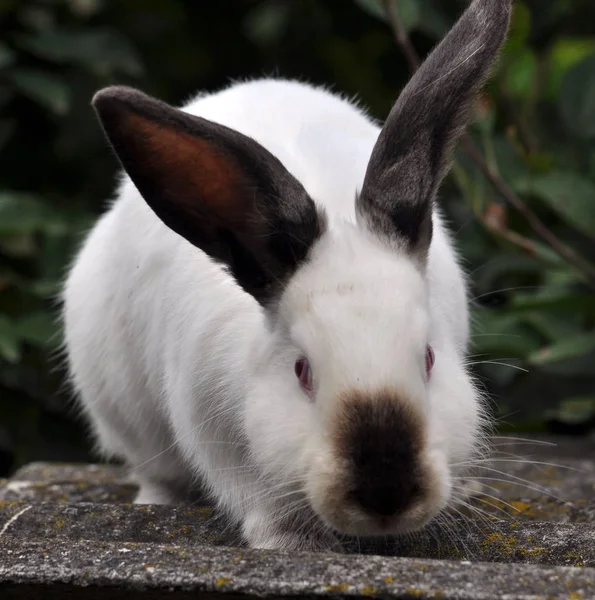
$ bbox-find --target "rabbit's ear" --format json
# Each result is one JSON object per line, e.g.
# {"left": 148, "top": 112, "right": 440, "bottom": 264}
{"left": 357, "top": 0, "right": 511, "bottom": 261}
{"left": 92, "top": 87, "right": 325, "bottom": 305}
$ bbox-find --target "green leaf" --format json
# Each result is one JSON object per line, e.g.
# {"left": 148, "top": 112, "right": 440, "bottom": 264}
{"left": 526, "top": 152, "right": 555, "bottom": 174}
{"left": 491, "top": 137, "right": 532, "bottom": 189}
{"left": 519, "top": 172, "right": 595, "bottom": 239}
{"left": 0, "top": 233, "right": 37, "bottom": 257}
{"left": 558, "top": 54, "right": 595, "bottom": 139}
{"left": 39, "top": 230, "right": 75, "bottom": 282}
{"left": 544, "top": 267, "right": 583, "bottom": 288}
{"left": 0, "top": 192, "right": 51, "bottom": 235}
{"left": 69, "top": 0, "right": 102, "bottom": 18}
{"left": 547, "top": 396, "right": 595, "bottom": 425}
{"left": 501, "top": 2, "right": 531, "bottom": 56}
{"left": 524, "top": 313, "right": 581, "bottom": 343}
{"left": 0, "top": 119, "right": 15, "bottom": 150}
{"left": 503, "top": 48, "right": 537, "bottom": 100}
{"left": 0, "top": 315, "right": 20, "bottom": 363}
{"left": 416, "top": 1, "right": 450, "bottom": 38}
{"left": 471, "top": 308, "right": 541, "bottom": 358}
{"left": 27, "top": 280, "right": 63, "bottom": 298}
{"left": 0, "top": 42, "right": 15, "bottom": 69}
{"left": 488, "top": 229, "right": 564, "bottom": 267}
{"left": 473, "top": 254, "right": 543, "bottom": 293}
{"left": 243, "top": 1, "right": 291, "bottom": 46}
{"left": 353, "top": 0, "right": 419, "bottom": 31}
{"left": 16, "top": 312, "right": 60, "bottom": 348}
{"left": 546, "top": 37, "right": 595, "bottom": 99}
{"left": 353, "top": 0, "right": 388, "bottom": 21}
{"left": 17, "top": 28, "right": 143, "bottom": 77}
{"left": 511, "top": 292, "right": 595, "bottom": 317}
{"left": 528, "top": 331, "right": 595, "bottom": 366}
{"left": 9, "top": 69, "right": 70, "bottom": 114}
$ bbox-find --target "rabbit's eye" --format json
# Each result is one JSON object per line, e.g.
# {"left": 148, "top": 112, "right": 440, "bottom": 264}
{"left": 425, "top": 345, "right": 435, "bottom": 377}
{"left": 295, "top": 357, "right": 314, "bottom": 398}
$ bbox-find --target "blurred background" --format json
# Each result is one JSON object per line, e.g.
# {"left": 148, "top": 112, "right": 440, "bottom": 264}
{"left": 0, "top": 0, "right": 594, "bottom": 477}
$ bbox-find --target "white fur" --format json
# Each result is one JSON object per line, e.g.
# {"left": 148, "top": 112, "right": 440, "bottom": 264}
{"left": 62, "top": 79, "right": 482, "bottom": 550}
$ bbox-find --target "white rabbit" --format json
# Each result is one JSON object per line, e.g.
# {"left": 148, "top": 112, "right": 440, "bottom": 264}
{"left": 62, "top": 0, "right": 511, "bottom": 551}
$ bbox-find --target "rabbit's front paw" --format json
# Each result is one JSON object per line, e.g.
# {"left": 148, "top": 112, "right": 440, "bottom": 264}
{"left": 243, "top": 509, "right": 340, "bottom": 552}
{"left": 134, "top": 480, "right": 182, "bottom": 505}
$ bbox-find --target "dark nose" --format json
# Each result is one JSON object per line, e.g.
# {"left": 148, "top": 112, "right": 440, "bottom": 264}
{"left": 339, "top": 392, "right": 425, "bottom": 519}
{"left": 354, "top": 485, "right": 403, "bottom": 516}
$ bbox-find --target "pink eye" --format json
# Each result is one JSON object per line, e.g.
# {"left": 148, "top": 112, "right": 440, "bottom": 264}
{"left": 295, "top": 357, "right": 314, "bottom": 397}
{"left": 426, "top": 345, "right": 435, "bottom": 377}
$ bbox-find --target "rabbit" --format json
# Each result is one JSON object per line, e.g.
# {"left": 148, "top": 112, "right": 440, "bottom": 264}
{"left": 62, "top": 0, "right": 511, "bottom": 551}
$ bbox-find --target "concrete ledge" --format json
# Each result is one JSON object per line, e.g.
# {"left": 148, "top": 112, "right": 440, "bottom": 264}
{"left": 2, "top": 537, "right": 594, "bottom": 600}
{"left": 0, "top": 500, "right": 593, "bottom": 567}
{"left": 0, "top": 462, "right": 137, "bottom": 504}
{"left": 1, "top": 435, "right": 595, "bottom": 599}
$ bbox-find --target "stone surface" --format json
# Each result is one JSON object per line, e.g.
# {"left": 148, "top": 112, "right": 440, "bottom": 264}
{"left": 2, "top": 537, "right": 595, "bottom": 600}
{"left": 0, "top": 500, "right": 593, "bottom": 567}
{"left": 0, "top": 461, "right": 138, "bottom": 504}
{"left": 0, "top": 500, "right": 235, "bottom": 548}
{"left": 10, "top": 462, "right": 127, "bottom": 483}
{"left": 1, "top": 435, "right": 594, "bottom": 599}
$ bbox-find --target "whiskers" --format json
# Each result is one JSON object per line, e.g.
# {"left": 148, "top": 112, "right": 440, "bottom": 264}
{"left": 425, "top": 437, "right": 584, "bottom": 560}
{"left": 466, "top": 357, "right": 529, "bottom": 373}
{"left": 453, "top": 438, "right": 579, "bottom": 506}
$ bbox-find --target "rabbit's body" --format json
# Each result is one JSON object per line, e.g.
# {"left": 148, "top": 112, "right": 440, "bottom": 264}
{"left": 63, "top": 0, "right": 511, "bottom": 551}
{"left": 65, "top": 79, "right": 467, "bottom": 507}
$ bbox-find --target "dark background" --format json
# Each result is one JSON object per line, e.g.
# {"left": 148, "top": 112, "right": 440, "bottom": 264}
{"left": 1, "top": 0, "right": 594, "bottom": 477}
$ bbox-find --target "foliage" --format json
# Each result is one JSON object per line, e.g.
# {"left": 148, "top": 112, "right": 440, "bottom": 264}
{"left": 0, "top": 0, "right": 594, "bottom": 475}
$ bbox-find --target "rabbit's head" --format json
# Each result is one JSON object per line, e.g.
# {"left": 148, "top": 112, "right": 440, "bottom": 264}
{"left": 92, "top": 0, "right": 510, "bottom": 537}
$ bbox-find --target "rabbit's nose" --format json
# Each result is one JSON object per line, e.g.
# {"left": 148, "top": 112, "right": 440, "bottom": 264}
{"left": 353, "top": 481, "right": 420, "bottom": 517}
{"left": 354, "top": 485, "right": 400, "bottom": 516}
{"left": 333, "top": 388, "right": 427, "bottom": 519}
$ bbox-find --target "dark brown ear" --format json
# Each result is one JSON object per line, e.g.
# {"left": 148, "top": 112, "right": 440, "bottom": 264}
{"left": 92, "top": 86, "right": 325, "bottom": 305}
{"left": 357, "top": 0, "right": 511, "bottom": 261}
